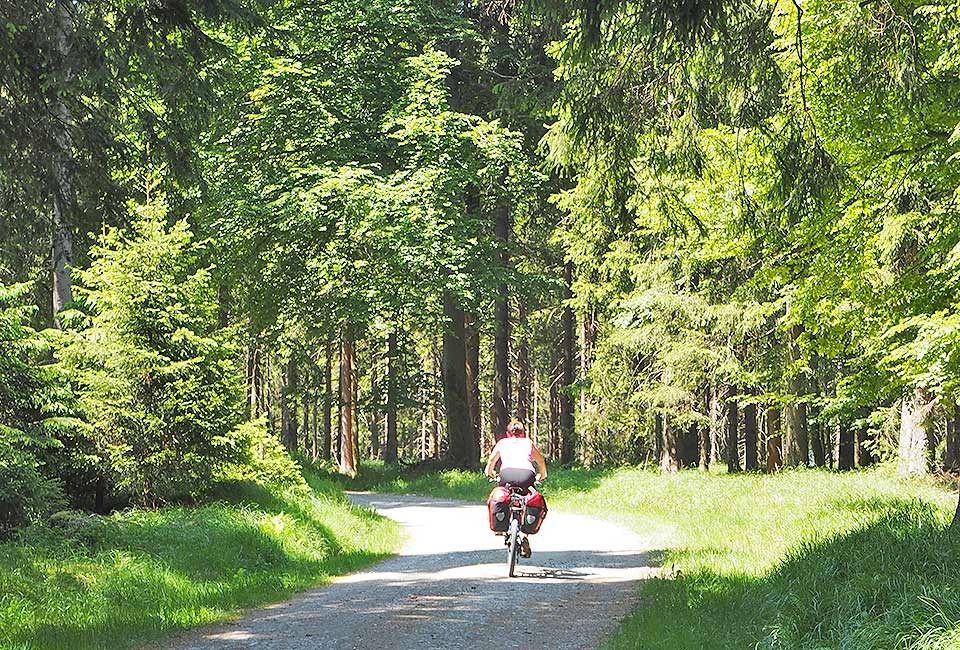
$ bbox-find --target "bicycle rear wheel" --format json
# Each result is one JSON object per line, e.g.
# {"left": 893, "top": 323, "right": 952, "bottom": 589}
{"left": 507, "top": 519, "right": 519, "bottom": 577}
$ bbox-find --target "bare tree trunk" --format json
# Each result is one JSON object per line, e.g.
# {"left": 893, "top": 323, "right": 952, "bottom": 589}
{"left": 280, "top": 358, "right": 298, "bottom": 453}
{"left": 442, "top": 291, "right": 477, "bottom": 469}
{"left": 952, "top": 487, "right": 960, "bottom": 530}
{"left": 898, "top": 388, "right": 935, "bottom": 476}
{"left": 811, "top": 417, "right": 825, "bottom": 467}
{"left": 266, "top": 354, "right": 277, "bottom": 433}
{"left": 659, "top": 413, "right": 680, "bottom": 473}
{"left": 837, "top": 421, "right": 854, "bottom": 470}
{"left": 515, "top": 303, "right": 530, "bottom": 423}
{"left": 491, "top": 202, "right": 511, "bottom": 442}
{"left": 340, "top": 325, "right": 357, "bottom": 477}
{"left": 369, "top": 343, "right": 380, "bottom": 461}
{"left": 766, "top": 407, "right": 783, "bottom": 473}
{"left": 945, "top": 405, "right": 960, "bottom": 470}
{"left": 709, "top": 383, "right": 720, "bottom": 466}
{"left": 464, "top": 315, "right": 483, "bottom": 457}
{"left": 323, "top": 339, "right": 333, "bottom": 461}
{"left": 384, "top": 330, "right": 399, "bottom": 464}
{"left": 532, "top": 376, "right": 540, "bottom": 447}
{"left": 726, "top": 385, "right": 741, "bottom": 473}
{"left": 654, "top": 411, "right": 663, "bottom": 465}
{"left": 549, "top": 378, "right": 559, "bottom": 461}
{"left": 247, "top": 344, "right": 260, "bottom": 419}
{"left": 51, "top": 1, "right": 76, "bottom": 327}
{"left": 311, "top": 397, "right": 318, "bottom": 461}
{"left": 744, "top": 400, "right": 758, "bottom": 471}
{"left": 698, "top": 387, "right": 711, "bottom": 470}
{"left": 784, "top": 325, "right": 808, "bottom": 467}
{"left": 302, "top": 397, "right": 310, "bottom": 456}
{"left": 560, "top": 262, "right": 576, "bottom": 464}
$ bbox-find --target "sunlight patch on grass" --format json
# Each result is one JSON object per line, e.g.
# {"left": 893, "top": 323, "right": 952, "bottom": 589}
{"left": 0, "top": 470, "right": 400, "bottom": 650}
{"left": 343, "top": 460, "right": 960, "bottom": 650}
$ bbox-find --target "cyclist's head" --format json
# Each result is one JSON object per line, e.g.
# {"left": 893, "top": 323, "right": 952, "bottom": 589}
{"left": 506, "top": 420, "right": 526, "bottom": 437}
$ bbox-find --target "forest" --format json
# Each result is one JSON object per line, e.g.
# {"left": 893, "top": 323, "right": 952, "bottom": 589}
{"left": 2, "top": 0, "right": 960, "bottom": 646}
{"left": 4, "top": 0, "right": 960, "bottom": 521}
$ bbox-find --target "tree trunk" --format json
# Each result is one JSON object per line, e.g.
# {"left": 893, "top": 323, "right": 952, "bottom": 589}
{"left": 744, "top": 401, "right": 758, "bottom": 471}
{"left": 302, "top": 398, "right": 310, "bottom": 456}
{"left": 442, "top": 291, "right": 477, "bottom": 469}
{"left": 491, "top": 204, "right": 511, "bottom": 442}
{"left": 698, "top": 414, "right": 711, "bottom": 471}
{"left": 765, "top": 407, "right": 783, "bottom": 473}
{"left": 682, "top": 422, "right": 699, "bottom": 468}
{"left": 383, "top": 330, "right": 399, "bottom": 464}
{"left": 369, "top": 343, "right": 380, "bottom": 461}
{"left": 323, "top": 339, "right": 333, "bottom": 462}
{"left": 784, "top": 324, "right": 808, "bottom": 467}
{"left": 654, "top": 410, "right": 663, "bottom": 465}
{"left": 339, "top": 325, "right": 357, "bottom": 477}
{"left": 952, "top": 487, "right": 960, "bottom": 530}
{"left": 659, "top": 413, "right": 680, "bottom": 473}
{"left": 946, "top": 405, "right": 960, "bottom": 470}
{"left": 266, "top": 354, "right": 276, "bottom": 433}
{"left": 464, "top": 315, "right": 482, "bottom": 457}
{"left": 549, "top": 379, "right": 559, "bottom": 461}
{"left": 560, "top": 262, "right": 576, "bottom": 464}
{"left": 709, "top": 383, "right": 720, "bottom": 466}
{"left": 311, "top": 398, "right": 318, "bottom": 461}
{"left": 837, "top": 421, "right": 854, "bottom": 470}
{"left": 811, "top": 418, "right": 825, "bottom": 467}
{"left": 515, "top": 303, "right": 530, "bottom": 424}
{"left": 532, "top": 376, "right": 540, "bottom": 447}
{"left": 51, "top": 1, "right": 76, "bottom": 327}
{"left": 280, "top": 358, "right": 298, "bottom": 453}
{"left": 898, "top": 388, "right": 934, "bottom": 476}
{"left": 726, "top": 386, "right": 741, "bottom": 473}
{"left": 247, "top": 344, "right": 260, "bottom": 419}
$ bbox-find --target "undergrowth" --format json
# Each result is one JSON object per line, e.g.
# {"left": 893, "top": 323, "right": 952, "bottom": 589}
{"left": 0, "top": 470, "right": 399, "bottom": 650}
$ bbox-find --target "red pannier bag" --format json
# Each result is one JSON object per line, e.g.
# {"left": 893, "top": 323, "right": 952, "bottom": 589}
{"left": 521, "top": 487, "right": 547, "bottom": 534}
{"left": 487, "top": 486, "right": 511, "bottom": 532}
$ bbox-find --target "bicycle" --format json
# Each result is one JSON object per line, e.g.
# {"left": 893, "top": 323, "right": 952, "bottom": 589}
{"left": 491, "top": 476, "right": 543, "bottom": 577}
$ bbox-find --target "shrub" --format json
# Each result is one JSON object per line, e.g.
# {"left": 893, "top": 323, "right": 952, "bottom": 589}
{"left": 218, "top": 418, "right": 309, "bottom": 493}
{"left": 58, "top": 203, "right": 247, "bottom": 504}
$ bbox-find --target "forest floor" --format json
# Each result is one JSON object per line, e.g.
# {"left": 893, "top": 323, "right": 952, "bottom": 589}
{"left": 346, "top": 462, "right": 960, "bottom": 649}
{"left": 0, "top": 472, "right": 399, "bottom": 650}
{"left": 156, "top": 492, "right": 661, "bottom": 650}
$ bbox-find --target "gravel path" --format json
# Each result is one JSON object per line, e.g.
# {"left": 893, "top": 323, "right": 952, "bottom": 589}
{"left": 159, "top": 492, "right": 660, "bottom": 650}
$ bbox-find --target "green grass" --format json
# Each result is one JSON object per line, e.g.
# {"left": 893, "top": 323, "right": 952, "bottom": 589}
{"left": 344, "top": 461, "right": 960, "bottom": 650}
{"left": 0, "top": 470, "right": 400, "bottom": 650}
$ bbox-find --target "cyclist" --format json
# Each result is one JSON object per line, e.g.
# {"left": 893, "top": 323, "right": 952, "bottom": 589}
{"left": 484, "top": 419, "right": 547, "bottom": 557}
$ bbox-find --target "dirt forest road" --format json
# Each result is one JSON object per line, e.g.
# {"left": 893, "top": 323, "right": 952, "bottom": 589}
{"left": 161, "top": 492, "right": 661, "bottom": 650}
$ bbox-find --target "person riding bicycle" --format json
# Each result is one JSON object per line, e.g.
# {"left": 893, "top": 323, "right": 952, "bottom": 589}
{"left": 484, "top": 420, "right": 547, "bottom": 558}
{"left": 484, "top": 419, "right": 548, "bottom": 488}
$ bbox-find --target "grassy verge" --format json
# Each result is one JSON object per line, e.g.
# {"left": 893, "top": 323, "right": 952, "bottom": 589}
{"left": 343, "top": 461, "right": 960, "bottom": 650}
{"left": 0, "top": 470, "right": 400, "bottom": 650}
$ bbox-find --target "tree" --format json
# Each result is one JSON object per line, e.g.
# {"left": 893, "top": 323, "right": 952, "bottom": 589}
{"left": 0, "top": 0, "right": 251, "bottom": 325}
{"left": 58, "top": 204, "right": 245, "bottom": 503}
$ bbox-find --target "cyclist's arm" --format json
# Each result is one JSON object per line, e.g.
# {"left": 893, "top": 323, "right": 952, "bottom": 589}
{"left": 484, "top": 449, "right": 500, "bottom": 479}
{"left": 531, "top": 445, "right": 547, "bottom": 481}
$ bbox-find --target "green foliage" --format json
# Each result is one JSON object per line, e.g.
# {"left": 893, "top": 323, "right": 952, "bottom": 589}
{"left": 0, "top": 284, "right": 68, "bottom": 535}
{"left": 57, "top": 203, "right": 245, "bottom": 504}
{"left": 544, "top": 0, "right": 960, "bottom": 458}
{"left": 0, "top": 472, "right": 399, "bottom": 650}
{"left": 218, "top": 418, "right": 309, "bottom": 493}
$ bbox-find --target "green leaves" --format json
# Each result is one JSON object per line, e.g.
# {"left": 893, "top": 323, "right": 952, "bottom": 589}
{"left": 58, "top": 202, "right": 245, "bottom": 504}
